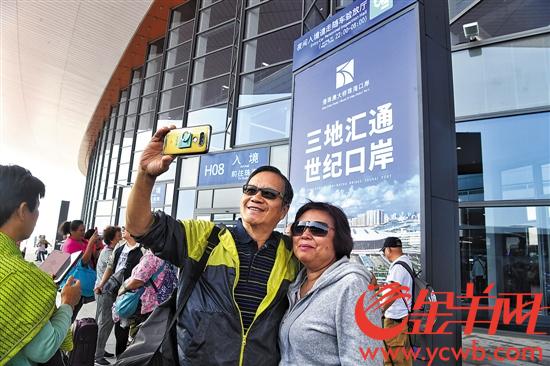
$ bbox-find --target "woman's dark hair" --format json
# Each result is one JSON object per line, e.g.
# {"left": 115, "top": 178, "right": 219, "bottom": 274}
{"left": 0, "top": 165, "right": 45, "bottom": 227}
{"left": 245, "top": 165, "right": 294, "bottom": 206}
{"left": 84, "top": 228, "right": 96, "bottom": 240}
{"left": 103, "top": 226, "right": 121, "bottom": 245}
{"left": 292, "top": 201, "right": 354, "bottom": 259}
{"left": 59, "top": 220, "right": 84, "bottom": 236}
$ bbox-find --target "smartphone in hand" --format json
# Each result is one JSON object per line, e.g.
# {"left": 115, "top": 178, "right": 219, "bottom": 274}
{"left": 163, "top": 125, "right": 212, "bottom": 156}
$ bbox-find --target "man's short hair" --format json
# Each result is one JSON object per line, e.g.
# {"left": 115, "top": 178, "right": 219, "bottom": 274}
{"left": 103, "top": 226, "right": 121, "bottom": 245}
{"left": 245, "top": 166, "right": 294, "bottom": 206}
{"left": 0, "top": 165, "right": 45, "bottom": 227}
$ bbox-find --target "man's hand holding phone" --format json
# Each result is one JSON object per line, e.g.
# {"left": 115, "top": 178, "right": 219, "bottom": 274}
{"left": 139, "top": 125, "right": 177, "bottom": 178}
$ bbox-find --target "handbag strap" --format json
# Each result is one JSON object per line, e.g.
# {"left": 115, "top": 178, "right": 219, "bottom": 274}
{"left": 147, "top": 261, "right": 166, "bottom": 293}
{"left": 163, "top": 223, "right": 224, "bottom": 341}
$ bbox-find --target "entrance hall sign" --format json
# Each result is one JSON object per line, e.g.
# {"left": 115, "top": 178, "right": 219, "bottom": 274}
{"left": 290, "top": 4, "right": 422, "bottom": 266}
{"left": 198, "top": 147, "right": 269, "bottom": 187}
{"left": 293, "top": 0, "right": 415, "bottom": 71}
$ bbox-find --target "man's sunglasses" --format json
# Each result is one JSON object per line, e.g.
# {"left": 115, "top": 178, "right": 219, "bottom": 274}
{"left": 291, "top": 221, "right": 334, "bottom": 237}
{"left": 242, "top": 184, "right": 284, "bottom": 200}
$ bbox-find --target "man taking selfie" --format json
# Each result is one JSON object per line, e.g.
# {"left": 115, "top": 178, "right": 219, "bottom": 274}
{"left": 125, "top": 126, "right": 298, "bottom": 365}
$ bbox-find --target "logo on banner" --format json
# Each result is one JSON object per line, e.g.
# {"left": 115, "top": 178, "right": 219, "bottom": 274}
{"left": 336, "top": 59, "right": 354, "bottom": 88}
{"left": 370, "top": 0, "right": 393, "bottom": 19}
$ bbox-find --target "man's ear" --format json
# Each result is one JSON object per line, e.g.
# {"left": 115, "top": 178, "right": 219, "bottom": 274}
{"left": 279, "top": 204, "right": 289, "bottom": 220}
{"left": 15, "top": 202, "right": 29, "bottom": 220}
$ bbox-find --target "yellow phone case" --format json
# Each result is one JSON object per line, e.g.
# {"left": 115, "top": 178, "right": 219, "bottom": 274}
{"left": 163, "top": 125, "right": 212, "bottom": 155}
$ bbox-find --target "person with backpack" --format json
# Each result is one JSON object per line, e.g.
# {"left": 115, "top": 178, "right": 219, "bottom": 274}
{"left": 123, "top": 126, "right": 298, "bottom": 365}
{"left": 380, "top": 236, "right": 413, "bottom": 366}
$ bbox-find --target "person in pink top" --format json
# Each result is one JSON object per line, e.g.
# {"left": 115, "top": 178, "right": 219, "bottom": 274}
{"left": 59, "top": 219, "right": 99, "bottom": 321}
{"left": 60, "top": 220, "right": 87, "bottom": 254}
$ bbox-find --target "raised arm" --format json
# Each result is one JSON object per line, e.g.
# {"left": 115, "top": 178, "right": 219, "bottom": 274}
{"left": 126, "top": 126, "right": 175, "bottom": 236}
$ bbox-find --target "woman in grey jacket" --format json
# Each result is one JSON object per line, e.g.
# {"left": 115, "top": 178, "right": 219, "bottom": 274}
{"left": 279, "top": 201, "right": 383, "bottom": 365}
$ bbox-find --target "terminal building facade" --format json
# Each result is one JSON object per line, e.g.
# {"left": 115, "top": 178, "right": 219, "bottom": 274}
{"left": 79, "top": 0, "right": 550, "bottom": 333}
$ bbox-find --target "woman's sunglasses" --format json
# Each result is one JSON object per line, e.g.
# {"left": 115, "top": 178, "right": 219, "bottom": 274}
{"left": 242, "top": 184, "right": 284, "bottom": 200}
{"left": 291, "top": 221, "right": 334, "bottom": 237}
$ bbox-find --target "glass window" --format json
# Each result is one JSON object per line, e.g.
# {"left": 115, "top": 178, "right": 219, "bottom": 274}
{"left": 303, "top": 1, "right": 328, "bottom": 33}
{"left": 131, "top": 68, "right": 142, "bottom": 83}
{"left": 166, "top": 42, "right": 193, "bottom": 68}
{"left": 165, "top": 183, "right": 175, "bottom": 205}
{"left": 192, "top": 48, "right": 232, "bottom": 83}
{"left": 128, "top": 99, "right": 139, "bottom": 114}
{"left": 143, "top": 75, "right": 160, "bottom": 94}
{"left": 236, "top": 99, "right": 291, "bottom": 145}
{"left": 120, "top": 146, "right": 132, "bottom": 164}
{"left": 147, "top": 39, "right": 164, "bottom": 60}
{"left": 96, "top": 200, "right": 114, "bottom": 216}
{"left": 140, "top": 94, "right": 157, "bottom": 113}
{"left": 450, "top": 0, "right": 550, "bottom": 45}
{"left": 245, "top": 0, "right": 301, "bottom": 38}
{"left": 117, "top": 163, "right": 129, "bottom": 184}
{"left": 198, "top": 0, "right": 237, "bottom": 32}
{"left": 163, "top": 64, "right": 189, "bottom": 89}
{"left": 151, "top": 183, "right": 167, "bottom": 208}
{"left": 242, "top": 24, "right": 300, "bottom": 72}
{"left": 459, "top": 206, "right": 550, "bottom": 316}
{"left": 180, "top": 157, "right": 200, "bottom": 188}
{"left": 239, "top": 63, "right": 292, "bottom": 107}
{"left": 125, "top": 115, "right": 136, "bottom": 132}
{"left": 94, "top": 216, "right": 113, "bottom": 231}
{"left": 197, "top": 190, "right": 213, "bottom": 208}
{"left": 453, "top": 34, "right": 550, "bottom": 118}
{"left": 177, "top": 190, "right": 197, "bottom": 219}
{"left": 270, "top": 144, "right": 289, "bottom": 176}
{"left": 118, "top": 207, "right": 126, "bottom": 226}
{"left": 162, "top": 162, "right": 177, "bottom": 181}
{"left": 135, "top": 131, "right": 152, "bottom": 151}
{"left": 138, "top": 112, "right": 154, "bottom": 131}
{"left": 123, "top": 129, "right": 134, "bottom": 147}
{"left": 201, "top": 0, "right": 217, "bottom": 7}
{"left": 213, "top": 188, "right": 241, "bottom": 207}
{"left": 145, "top": 58, "right": 163, "bottom": 77}
{"left": 457, "top": 112, "right": 550, "bottom": 202}
{"left": 169, "top": 21, "right": 194, "bottom": 48}
{"left": 448, "top": 0, "right": 476, "bottom": 19}
{"left": 157, "top": 108, "right": 184, "bottom": 129}
{"left": 189, "top": 75, "right": 230, "bottom": 109}
{"left": 187, "top": 106, "right": 227, "bottom": 132}
{"left": 117, "top": 102, "right": 127, "bottom": 116}
{"left": 120, "top": 188, "right": 131, "bottom": 207}
{"left": 159, "top": 86, "right": 186, "bottom": 112}
{"left": 195, "top": 22, "right": 234, "bottom": 56}
{"left": 210, "top": 133, "right": 225, "bottom": 151}
{"left": 171, "top": 5, "right": 195, "bottom": 28}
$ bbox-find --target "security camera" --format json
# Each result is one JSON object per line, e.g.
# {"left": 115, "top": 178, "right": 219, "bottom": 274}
{"left": 463, "top": 22, "right": 479, "bottom": 41}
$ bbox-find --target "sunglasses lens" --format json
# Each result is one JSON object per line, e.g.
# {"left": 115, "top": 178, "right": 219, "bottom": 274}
{"left": 243, "top": 185, "right": 259, "bottom": 196}
{"left": 291, "top": 225, "right": 306, "bottom": 236}
{"left": 291, "top": 222, "right": 329, "bottom": 237}
{"left": 309, "top": 226, "right": 328, "bottom": 236}
{"left": 260, "top": 190, "right": 277, "bottom": 200}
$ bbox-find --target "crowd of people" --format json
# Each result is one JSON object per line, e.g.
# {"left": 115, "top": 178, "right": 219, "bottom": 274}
{"left": 0, "top": 124, "right": 417, "bottom": 366}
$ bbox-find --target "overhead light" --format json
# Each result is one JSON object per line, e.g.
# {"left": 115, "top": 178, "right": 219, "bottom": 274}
{"left": 463, "top": 22, "right": 480, "bottom": 42}
{"left": 261, "top": 62, "right": 270, "bottom": 67}
{"left": 221, "top": 85, "right": 229, "bottom": 89}
{"left": 456, "top": 146, "right": 462, "bottom": 150}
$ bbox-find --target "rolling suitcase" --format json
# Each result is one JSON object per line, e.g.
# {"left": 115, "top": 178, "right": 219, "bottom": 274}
{"left": 68, "top": 317, "right": 98, "bottom": 366}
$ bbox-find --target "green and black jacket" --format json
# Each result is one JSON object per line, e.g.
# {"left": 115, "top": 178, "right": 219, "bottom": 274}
{"left": 137, "top": 211, "right": 298, "bottom": 366}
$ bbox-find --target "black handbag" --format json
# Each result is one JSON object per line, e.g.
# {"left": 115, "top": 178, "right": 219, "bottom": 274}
{"left": 103, "top": 269, "right": 125, "bottom": 298}
{"left": 115, "top": 224, "right": 224, "bottom": 366}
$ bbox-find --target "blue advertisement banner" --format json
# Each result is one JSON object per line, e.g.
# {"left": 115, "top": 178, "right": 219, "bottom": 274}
{"left": 290, "top": 8, "right": 421, "bottom": 271}
{"left": 293, "top": 0, "right": 416, "bottom": 71}
{"left": 198, "top": 147, "right": 269, "bottom": 187}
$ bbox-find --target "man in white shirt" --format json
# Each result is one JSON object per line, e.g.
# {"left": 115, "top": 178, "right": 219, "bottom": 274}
{"left": 381, "top": 236, "right": 413, "bottom": 366}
